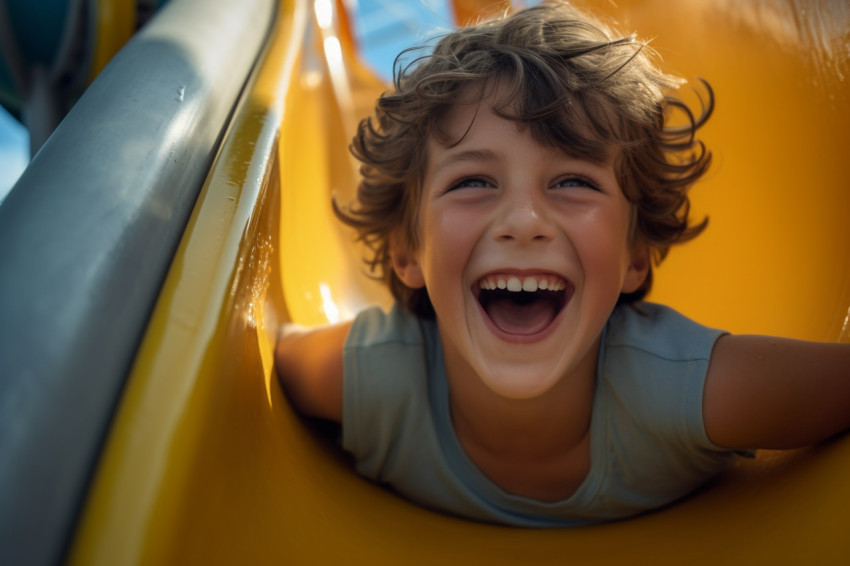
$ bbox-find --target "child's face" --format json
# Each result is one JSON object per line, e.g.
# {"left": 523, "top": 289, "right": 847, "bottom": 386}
{"left": 392, "top": 88, "right": 648, "bottom": 400}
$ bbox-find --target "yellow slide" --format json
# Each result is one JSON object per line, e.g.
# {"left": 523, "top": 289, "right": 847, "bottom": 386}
{"left": 69, "top": 0, "right": 850, "bottom": 563}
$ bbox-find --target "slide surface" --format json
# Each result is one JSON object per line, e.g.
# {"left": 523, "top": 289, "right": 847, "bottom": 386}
{"left": 69, "top": 0, "right": 850, "bottom": 564}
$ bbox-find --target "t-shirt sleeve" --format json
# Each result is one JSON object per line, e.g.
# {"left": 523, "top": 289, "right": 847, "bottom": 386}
{"left": 604, "top": 303, "right": 728, "bottom": 449}
{"left": 341, "top": 304, "right": 431, "bottom": 481}
{"left": 598, "top": 303, "right": 746, "bottom": 507}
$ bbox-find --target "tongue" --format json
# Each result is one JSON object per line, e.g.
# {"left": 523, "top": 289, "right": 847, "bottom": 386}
{"left": 486, "top": 295, "right": 556, "bottom": 335}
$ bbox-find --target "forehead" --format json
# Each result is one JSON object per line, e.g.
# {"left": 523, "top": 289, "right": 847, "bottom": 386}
{"left": 430, "top": 80, "right": 510, "bottom": 141}
{"left": 428, "top": 94, "right": 620, "bottom": 181}
{"left": 429, "top": 79, "right": 617, "bottom": 164}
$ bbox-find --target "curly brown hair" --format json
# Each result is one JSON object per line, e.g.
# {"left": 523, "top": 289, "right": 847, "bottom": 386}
{"left": 335, "top": 0, "right": 712, "bottom": 318}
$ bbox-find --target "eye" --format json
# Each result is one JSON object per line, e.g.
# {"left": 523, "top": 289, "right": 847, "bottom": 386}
{"left": 553, "top": 175, "right": 601, "bottom": 192}
{"left": 448, "top": 177, "right": 495, "bottom": 191}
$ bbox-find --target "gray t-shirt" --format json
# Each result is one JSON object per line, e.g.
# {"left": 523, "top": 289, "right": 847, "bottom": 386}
{"left": 342, "top": 301, "right": 740, "bottom": 526}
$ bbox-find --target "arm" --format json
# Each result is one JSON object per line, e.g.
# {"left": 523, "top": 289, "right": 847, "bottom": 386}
{"left": 703, "top": 334, "right": 850, "bottom": 450}
{"left": 274, "top": 321, "right": 352, "bottom": 422}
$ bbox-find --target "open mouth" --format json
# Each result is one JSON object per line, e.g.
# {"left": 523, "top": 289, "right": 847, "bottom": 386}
{"left": 475, "top": 274, "right": 572, "bottom": 337}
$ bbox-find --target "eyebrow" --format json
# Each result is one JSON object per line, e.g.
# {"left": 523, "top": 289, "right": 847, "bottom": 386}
{"left": 430, "top": 148, "right": 499, "bottom": 176}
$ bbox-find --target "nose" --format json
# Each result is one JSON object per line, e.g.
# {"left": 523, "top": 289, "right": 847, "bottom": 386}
{"left": 492, "top": 188, "right": 556, "bottom": 244}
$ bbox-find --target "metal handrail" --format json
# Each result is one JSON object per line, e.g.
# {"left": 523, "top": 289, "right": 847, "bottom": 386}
{"left": 0, "top": 0, "right": 275, "bottom": 564}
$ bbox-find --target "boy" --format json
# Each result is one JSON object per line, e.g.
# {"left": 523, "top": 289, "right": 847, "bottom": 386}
{"left": 275, "top": 1, "right": 850, "bottom": 526}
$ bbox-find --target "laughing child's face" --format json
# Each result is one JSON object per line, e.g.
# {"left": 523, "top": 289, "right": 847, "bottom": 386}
{"left": 391, "top": 86, "right": 649, "bottom": 400}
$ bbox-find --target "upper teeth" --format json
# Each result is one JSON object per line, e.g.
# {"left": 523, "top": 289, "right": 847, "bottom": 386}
{"left": 478, "top": 275, "right": 567, "bottom": 292}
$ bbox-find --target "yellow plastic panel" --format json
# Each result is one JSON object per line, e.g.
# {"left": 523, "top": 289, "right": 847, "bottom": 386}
{"left": 90, "top": 0, "right": 136, "bottom": 81}
{"left": 452, "top": 0, "right": 514, "bottom": 25}
{"left": 69, "top": 0, "right": 850, "bottom": 564}
{"left": 622, "top": 0, "right": 850, "bottom": 343}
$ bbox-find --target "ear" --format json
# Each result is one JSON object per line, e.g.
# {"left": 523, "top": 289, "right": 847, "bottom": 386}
{"left": 621, "top": 240, "right": 650, "bottom": 294}
{"left": 390, "top": 233, "right": 425, "bottom": 289}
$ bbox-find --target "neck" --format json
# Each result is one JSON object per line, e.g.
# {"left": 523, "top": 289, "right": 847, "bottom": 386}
{"left": 445, "top": 338, "right": 599, "bottom": 459}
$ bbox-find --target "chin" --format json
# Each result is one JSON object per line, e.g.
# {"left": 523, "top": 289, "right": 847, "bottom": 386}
{"left": 477, "top": 364, "right": 563, "bottom": 400}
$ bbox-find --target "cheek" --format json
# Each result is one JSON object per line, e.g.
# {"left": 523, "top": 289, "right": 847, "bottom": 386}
{"left": 418, "top": 210, "right": 470, "bottom": 297}
{"left": 424, "top": 208, "right": 479, "bottom": 267}
{"left": 576, "top": 210, "right": 635, "bottom": 281}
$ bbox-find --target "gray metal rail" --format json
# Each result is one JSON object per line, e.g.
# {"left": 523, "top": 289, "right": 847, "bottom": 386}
{"left": 0, "top": 0, "right": 275, "bottom": 564}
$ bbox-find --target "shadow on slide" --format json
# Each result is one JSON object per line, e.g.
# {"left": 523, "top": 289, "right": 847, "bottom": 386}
{"left": 61, "top": 0, "right": 850, "bottom": 563}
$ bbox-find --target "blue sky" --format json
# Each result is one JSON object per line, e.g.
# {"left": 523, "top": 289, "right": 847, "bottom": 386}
{"left": 353, "top": 0, "right": 454, "bottom": 81}
{"left": 0, "top": 106, "right": 28, "bottom": 203}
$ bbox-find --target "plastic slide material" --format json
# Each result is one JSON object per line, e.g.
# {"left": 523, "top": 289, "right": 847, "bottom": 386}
{"left": 63, "top": 0, "right": 849, "bottom": 563}
{"left": 0, "top": 0, "right": 275, "bottom": 563}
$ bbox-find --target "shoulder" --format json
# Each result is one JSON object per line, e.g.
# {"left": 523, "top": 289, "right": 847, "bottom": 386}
{"left": 605, "top": 302, "right": 725, "bottom": 362}
{"left": 344, "top": 304, "right": 437, "bottom": 397}
{"left": 346, "top": 303, "right": 431, "bottom": 350}
{"left": 599, "top": 302, "right": 727, "bottom": 446}
{"left": 342, "top": 303, "right": 443, "bottom": 478}
{"left": 593, "top": 304, "right": 740, "bottom": 505}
